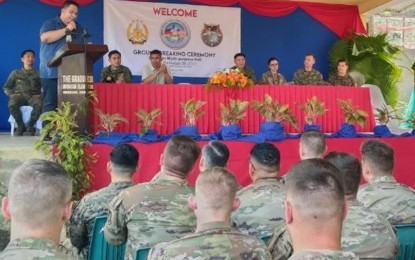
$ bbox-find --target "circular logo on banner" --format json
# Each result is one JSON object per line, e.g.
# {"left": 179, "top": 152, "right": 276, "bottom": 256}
{"left": 160, "top": 20, "right": 191, "bottom": 49}
{"left": 127, "top": 19, "right": 149, "bottom": 44}
{"left": 201, "top": 23, "right": 223, "bottom": 47}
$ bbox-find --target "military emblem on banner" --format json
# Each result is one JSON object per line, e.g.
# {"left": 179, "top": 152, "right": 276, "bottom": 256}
{"left": 160, "top": 19, "right": 191, "bottom": 50}
{"left": 201, "top": 23, "right": 223, "bottom": 47}
{"left": 127, "top": 19, "right": 149, "bottom": 44}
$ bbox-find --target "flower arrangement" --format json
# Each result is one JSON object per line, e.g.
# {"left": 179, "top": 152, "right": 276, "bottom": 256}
{"left": 180, "top": 99, "right": 206, "bottom": 126}
{"left": 95, "top": 109, "right": 128, "bottom": 135}
{"left": 206, "top": 68, "right": 254, "bottom": 90}
{"left": 135, "top": 108, "right": 162, "bottom": 136}
{"left": 337, "top": 99, "right": 368, "bottom": 127}
{"left": 251, "top": 94, "right": 297, "bottom": 128}
{"left": 219, "top": 99, "right": 249, "bottom": 125}
{"left": 300, "top": 96, "right": 328, "bottom": 124}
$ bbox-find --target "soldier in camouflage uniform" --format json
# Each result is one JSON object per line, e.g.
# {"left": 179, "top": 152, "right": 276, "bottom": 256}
{"left": 259, "top": 57, "right": 287, "bottom": 85}
{"left": 68, "top": 144, "right": 139, "bottom": 258}
{"left": 358, "top": 140, "right": 415, "bottom": 224}
{"left": 199, "top": 140, "right": 229, "bottom": 172}
{"left": 328, "top": 59, "right": 356, "bottom": 86}
{"left": 104, "top": 135, "right": 200, "bottom": 260}
{"left": 100, "top": 50, "right": 133, "bottom": 83}
{"left": 0, "top": 159, "right": 73, "bottom": 259}
{"left": 292, "top": 53, "right": 324, "bottom": 85}
{"left": 300, "top": 130, "right": 326, "bottom": 160}
{"left": 232, "top": 143, "right": 285, "bottom": 239}
{"left": 3, "top": 49, "right": 42, "bottom": 136}
{"left": 231, "top": 52, "right": 257, "bottom": 83}
{"left": 269, "top": 159, "right": 358, "bottom": 260}
{"left": 148, "top": 167, "right": 272, "bottom": 260}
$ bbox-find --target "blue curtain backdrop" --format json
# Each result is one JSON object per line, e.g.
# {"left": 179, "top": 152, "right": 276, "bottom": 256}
{"left": 0, "top": 0, "right": 338, "bottom": 131}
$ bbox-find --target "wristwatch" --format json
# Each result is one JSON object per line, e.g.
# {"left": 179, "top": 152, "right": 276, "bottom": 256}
{"left": 64, "top": 27, "right": 71, "bottom": 35}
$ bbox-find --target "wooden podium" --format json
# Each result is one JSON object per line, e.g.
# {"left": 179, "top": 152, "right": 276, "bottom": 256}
{"left": 48, "top": 43, "right": 108, "bottom": 133}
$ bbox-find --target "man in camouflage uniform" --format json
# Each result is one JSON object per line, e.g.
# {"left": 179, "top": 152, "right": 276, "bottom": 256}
{"left": 232, "top": 143, "right": 285, "bottom": 239}
{"left": 199, "top": 140, "right": 230, "bottom": 172}
{"left": 148, "top": 167, "right": 272, "bottom": 260}
{"left": 358, "top": 139, "right": 415, "bottom": 224}
{"left": 3, "top": 49, "right": 42, "bottom": 136}
{"left": 269, "top": 159, "right": 358, "bottom": 260}
{"left": 100, "top": 50, "right": 133, "bottom": 83}
{"left": 231, "top": 52, "right": 257, "bottom": 83}
{"left": 104, "top": 135, "right": 200, "bottom": 260}
{"left": 328, "top": 59, "right": 356, "bottom": 86}
{"left": 299, "top": 130, "right": 326, "bottom": 160}
{"left": 68, "top": 144, "right": 139, "bottom": 258}
{"left": 292, "top": 53, "right": 324, "bottom": 85}
{"left": 0, "top": 159, "right": 73, "bottom": 259}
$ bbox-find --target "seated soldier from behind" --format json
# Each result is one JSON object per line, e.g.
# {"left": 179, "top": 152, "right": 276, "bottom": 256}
{"left": 325, "top": 151, "right": 399, "bottom": 259}
{"left": 100, "top": 50, "right": 133, "bottom": 83}
{"left": 231, "top": 53, "right": 256, "bottom": 83}
{"left": 104, "top": 135, "right": 200, "bottom": 260}
{"left": 269, "top": 159, "right": 357, "bottom": 260}
{"left": 3, "top": 49, "right": 42, "bottom": 136}
{"left": 68, "top": 144, "right": 139, "bottom": 258}
{"left": 199, "top": 140, "right": 230, "bottom": 172}
{"left": 232, "top": 143, "right": 285, "bottom": 238}
{"left": 141, "top": 49, "right": 173, "bottom": 84}
{"left": 299, "top": 130, "right": 326, "bottom": 160}
{"left": 259, "top": 57, "right": 286, "bottom": 85}
{"left": 358, "top": 139, "right": 415, "bottom": 224}
{"left": 1, "top": 159, "right": 73, "bottom": 259}
{"left": 148, "top": 167, "right": 272, "bottom": 259}
{"left": 328, "top": 59, "right": 356, "bottom": 86}
{"left": 292, "top": 53, "right": 324, "bottom": 85}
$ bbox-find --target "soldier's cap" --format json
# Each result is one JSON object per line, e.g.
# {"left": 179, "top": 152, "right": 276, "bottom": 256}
{"left": 21, "top": 49, "right": 35, "bottom": 58}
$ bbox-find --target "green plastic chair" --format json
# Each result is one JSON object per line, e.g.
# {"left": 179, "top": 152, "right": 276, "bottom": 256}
{"left": 135, "top": 247, "right": 151, "bottom": 260}
{"left": 88, "top": 216, "right": 126, "bottom": 260}
{"left": 394, "top": 224, "right": 415, "bottom": 260}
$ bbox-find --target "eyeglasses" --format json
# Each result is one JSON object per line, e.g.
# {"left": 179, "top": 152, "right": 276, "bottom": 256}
{"left": 269, "top": 63, "right": 279, "bottom": 66}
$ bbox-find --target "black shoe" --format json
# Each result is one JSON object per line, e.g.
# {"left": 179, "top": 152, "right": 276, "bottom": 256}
{"left": 16, "top": 125, "right": 26, "bottom": 136}
{"left": 23, "top": 127, "right": 36, "bottom": 136}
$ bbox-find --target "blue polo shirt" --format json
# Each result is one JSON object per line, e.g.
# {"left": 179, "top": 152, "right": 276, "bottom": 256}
{"left": 39, "top": 16, "right": 84, "bottom": 79}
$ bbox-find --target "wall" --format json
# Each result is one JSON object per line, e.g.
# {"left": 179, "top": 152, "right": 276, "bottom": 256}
{"left": 0, "top": 0, "right": 338, "bottom": 131}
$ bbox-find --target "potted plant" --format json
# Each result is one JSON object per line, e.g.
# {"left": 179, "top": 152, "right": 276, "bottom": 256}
{"left": 373, "top": 104, "right": 402, "bottom": 137}
{"left": 95, "top": 109, "right": 128, "bottom": 136}
{"left": 175, "top": 99, "right": 206, "bottom": 138}
{"left": 251, "top": 94, "right": 297, "bottom": 141}
{"left": 135, "top": 108, "right": 162, "bottom": 137}
{"left": 300, "top": 96, "right": 328, "bottom": 131}
{"left": 216, "top": 99, "right": 249, "bottom": 140}
{"left": 35, "top": 102, "right": 95, "bottom": 201}
{"left": 336, "top": 99, "right": 368, "bottom": 137}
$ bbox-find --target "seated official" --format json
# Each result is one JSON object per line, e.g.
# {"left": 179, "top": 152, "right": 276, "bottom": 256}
{"left": 259, "top": 57, "right": 286, "bottom": 85}
{"left": 3, "top": 49, "right": 42, "bottom": 136}
{"left": 104, "top": 135, "right": 200, "bottom": 260}
{"left": 292, "top": 53, "right": 324, "bottom": 85}
{"left": 328, "top": 59, "right": 356, "bottom": 86}
{"left": 100, "top": 50, "right": 133, "bottom": 83}
{"left": 141, "top": 49, "right": 173, "bottom": 84}
{"left": 231, "top": 53, "right": 256, "bottom": 83}
{"left": 68, "top": 144, "right": 139, "bottom": 259}
{"left": 0, "top": 160, "right": 73, "bottom": 259}
{"left": 148, "top": 168, "right": 271, "bottom": 259}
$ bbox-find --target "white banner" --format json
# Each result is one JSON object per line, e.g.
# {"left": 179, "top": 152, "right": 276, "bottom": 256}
{"left": 104, "top": 0, "right": 241, "bottom": 78}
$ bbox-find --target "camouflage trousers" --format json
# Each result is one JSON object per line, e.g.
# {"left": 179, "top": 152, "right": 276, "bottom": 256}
{"left": 8, "top": 94, "right": 42, "bottom": 127}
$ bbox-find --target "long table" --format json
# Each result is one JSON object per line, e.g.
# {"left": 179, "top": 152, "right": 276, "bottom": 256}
{"left": 91, "top": 84, "right": 375, "bottom": 134}
{"left": 86, "top": 137, "right": 415, "bottom": 192}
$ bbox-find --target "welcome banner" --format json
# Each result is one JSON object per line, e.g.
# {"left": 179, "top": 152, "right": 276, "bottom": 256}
{"left": 104, "top": 0, "right": 241, "bottom": 77}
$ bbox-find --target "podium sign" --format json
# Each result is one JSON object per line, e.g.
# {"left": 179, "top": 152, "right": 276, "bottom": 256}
{"left": 48, "top": 43, "right": 108, "bottom": 133}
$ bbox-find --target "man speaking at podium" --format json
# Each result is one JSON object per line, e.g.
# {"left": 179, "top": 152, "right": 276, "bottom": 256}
{"left": 39, "top": 0, "right": 85, "bottom": 128}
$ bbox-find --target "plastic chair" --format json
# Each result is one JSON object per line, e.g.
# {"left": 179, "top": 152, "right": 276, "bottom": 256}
{"left": 394, "top": 224, "right": 415, "bottom": 260}
{"left": 135, "top": 247, "right": 151, "bottom": 260}
{"left": 88, "top": 216, "right": 126, "bottom": 260}
{"left": 260, "top": 235, "right": 272, "bottom": 244}
{"left": 8, "top": 106, "right": 42, "bottom": 136}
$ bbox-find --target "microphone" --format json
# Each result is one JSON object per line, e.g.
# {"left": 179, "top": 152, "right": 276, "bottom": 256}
{"left": 82, "top": 28, "right": 91, "bottom": 39}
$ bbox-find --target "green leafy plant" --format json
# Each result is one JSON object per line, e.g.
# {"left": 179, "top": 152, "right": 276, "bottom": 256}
{"left": 96, "top": 109, "right": 128, "bottom": 135}
{"left": 300, "top": 96, "right": 328, "bottom": 124}
{"left": 375, "top": 104, "right": 401, "bottom": 125}
{"left": 251, "top": 94, "right": 297, "bottom": 128}
{"left": 35, "top": 102, "right": 95, "bottom": 200}
{"left": 329, "top": 33, "right": 402, "bottom": 107}
{"left": 219, "top": 99, "right": 249, "bottom": 126}
{"left": 337, "top": 99, "right": 368, "bottom": 127}
{"left": 180, "top": 99, "right": 206, "bottom": 126}
{"left": 135, "top": 108, "right": 162, "bottom": 136}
